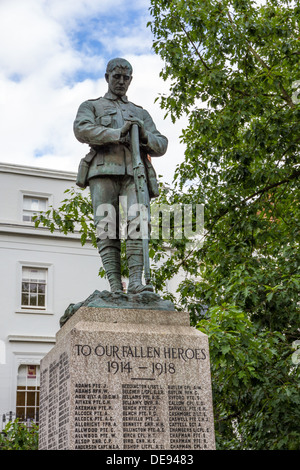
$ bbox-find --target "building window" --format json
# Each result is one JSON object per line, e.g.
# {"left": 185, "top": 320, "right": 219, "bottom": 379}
{"left": 16, "top": 365, "right": 40, "bottom": 423}
{"left": 21, "top": 267, "right": 47, "bottom": 309}
{"left": 22, "top": 195, "right": 47, "bottom": 222}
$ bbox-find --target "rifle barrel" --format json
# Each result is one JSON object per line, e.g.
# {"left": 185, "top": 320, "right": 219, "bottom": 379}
{"left": 131, "top": 124, "right": 151, "bottom": 284}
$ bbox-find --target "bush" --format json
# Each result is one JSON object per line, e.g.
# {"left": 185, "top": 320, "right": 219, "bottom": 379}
{"left": 0, "top": 419, "right": 39, "bottom": 450}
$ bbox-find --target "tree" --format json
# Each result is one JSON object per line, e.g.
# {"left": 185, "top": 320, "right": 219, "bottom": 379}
{"left": 147, "top": 0, "right": 300, "bottom": 449}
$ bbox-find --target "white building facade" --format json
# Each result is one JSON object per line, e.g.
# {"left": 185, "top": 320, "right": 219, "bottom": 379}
{"left": 0, "top": 162, "right": 107, "bottom": 427}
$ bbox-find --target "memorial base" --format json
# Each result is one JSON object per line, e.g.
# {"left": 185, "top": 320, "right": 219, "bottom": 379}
{"left": 39, "top": 307, "right": 215, "bottom": 450}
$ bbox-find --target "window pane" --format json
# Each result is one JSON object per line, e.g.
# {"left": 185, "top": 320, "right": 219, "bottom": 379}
{"left": 23, "top": 213, "right": 31, "bottom": 222}
{"left": 16, "top": 408, "right": 25, "bottom": 421}
{"left": 27, "top": 392, "right": 36, "bottom": 407}
{"left": 23, "top": 197, "right": 32, "bottom": 210}
{"left": 38, "top": 295, "right": 45, "bottom": 307}
{"left": 31, "top": 199, "right": 39, "bottom": 211}
{"left": 30, "top": 283, "right": 38, "bottom": 293}
{"left": 23, "top": 268, "right": 44, "bottom": 281}
{"left": 26, "top": 408, "right": 35, "bottom": 420}
{"left": 38, "top": 283, "right": 45, "bottom": 294}
{"left": 21, "top": 293, "right": 29, "bottom": 305}
{"left": 22, "top": 282, "right": 29, "bottom": 293}
{"left": 38, "top": 199, "right": 47, "bottom": 211}
{"left": 16, "top": 391, "right": 26, "bottom": 407}
{"left": 29, "top": 294, "right": 37, "bottom": 306}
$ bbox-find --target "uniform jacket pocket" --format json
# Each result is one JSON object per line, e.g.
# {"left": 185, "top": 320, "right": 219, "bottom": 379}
{"left": 100, "top": 115, "right": 112, "bottom": 126}
{"left": 98, "top": 108, "right": 117, "bottom": 127}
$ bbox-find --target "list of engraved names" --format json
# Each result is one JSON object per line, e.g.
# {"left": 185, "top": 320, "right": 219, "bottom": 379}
{"left": 40, "top": 339, "right": 213, "bottom": 449}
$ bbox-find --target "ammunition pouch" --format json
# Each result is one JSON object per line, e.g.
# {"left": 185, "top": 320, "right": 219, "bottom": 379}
{"left": 76, "top": 148, "right": 97, "bottom": 188}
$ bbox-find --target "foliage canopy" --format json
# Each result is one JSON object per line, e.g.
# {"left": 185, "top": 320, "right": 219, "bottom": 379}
{"left": 147, "top": 0, "right": 300, "bottom": 449}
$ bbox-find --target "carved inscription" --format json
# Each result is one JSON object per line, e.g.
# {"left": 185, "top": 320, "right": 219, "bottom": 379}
{"left": 40, "top": 338, "right": 214, "bottom": 449}
{"left": 48, "top": 359, "right": 59, "bottom": 449}
{"left": 58, "top": 352, "right": 70, "bottom": 449}
{"left": 122, "top": 384, "right": 166, "bottom": 450}
{"left": 168, "top": 385, "right": 212, "bottom": 449}
{"left": 72, "top": 341, "right": 213, "bottom": 449}
{"left": 39, "top": 352, "right": 70, "bottom": 450}
{"left": 74, "top": 383, "right": 120, "bottom": 450}
{"left": 75, "top": 343, "right": 206, "bottom": 380}
{"left": 39, "top": 367, "right": 48, "bottom": 450}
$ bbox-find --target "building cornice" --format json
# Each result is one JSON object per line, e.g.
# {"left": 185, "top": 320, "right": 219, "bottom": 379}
{"left": 0, "top": 222, "right": 83, "bottom": 240}
{"left": 8, "top": 335, "right": 56, "bottom": 344}
{"left": 0, "top": 162, "right": 76, "bottom": 181}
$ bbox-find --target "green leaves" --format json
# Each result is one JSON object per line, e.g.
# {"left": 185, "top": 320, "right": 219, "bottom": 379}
{"left": 148, "top": 0, "right": 300, "bottom": 449}
{"left": 0, "top": 420, "right": 39, "bottom": 450}
{"left": 197, "top": 304, "right": 299, "bottom": 449}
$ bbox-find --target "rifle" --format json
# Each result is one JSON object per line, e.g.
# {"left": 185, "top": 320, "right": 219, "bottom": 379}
{"left": 130, "top": 123, "right": 151, "bottom": 286}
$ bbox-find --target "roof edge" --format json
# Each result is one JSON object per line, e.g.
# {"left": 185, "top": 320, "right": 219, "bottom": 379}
{"left": 0, "top": 162, "right": 77, "bottom": 181}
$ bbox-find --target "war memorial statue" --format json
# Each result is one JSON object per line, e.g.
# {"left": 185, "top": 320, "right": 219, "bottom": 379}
{"left": 73, "top": 58, "right": 168, "bottom": 295}
{"left": 39, "top": 58, "right": 215, "bottom": 451}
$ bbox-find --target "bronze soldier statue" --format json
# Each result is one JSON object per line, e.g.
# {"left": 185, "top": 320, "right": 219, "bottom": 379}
{"left": 73, "top": 58, "right": 168, "bottom": 295}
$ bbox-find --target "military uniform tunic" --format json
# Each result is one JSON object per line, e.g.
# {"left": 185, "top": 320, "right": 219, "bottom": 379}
{"left": 73, "top": 91, "right": 168, "bottom": 248}
{"left": 73, "top": 90, "right": 168, "bottom": 180}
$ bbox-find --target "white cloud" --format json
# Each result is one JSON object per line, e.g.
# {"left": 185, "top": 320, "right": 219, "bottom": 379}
{"left": 45, "top": 0, "right": 131, "bottom": 21}
{"left": 0, "top": 0, "right": 67, "bottom": 78}
{"left": 0, "top": 0, "right": 186, "bottom": 184}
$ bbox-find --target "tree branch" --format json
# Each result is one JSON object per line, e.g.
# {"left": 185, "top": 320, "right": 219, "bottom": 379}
{"left": 178, "top": 21, "right": 211, "bottom": 71}
{"left": 244, "top": 169, "right": 300, "bottom": 203}
{"left": 209, "top": 169, "right": 300, "bottom": 230}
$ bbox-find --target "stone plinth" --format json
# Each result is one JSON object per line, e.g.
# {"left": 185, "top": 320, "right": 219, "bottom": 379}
{"left": 39, "top": 308, "right": 215, "bottom": 450}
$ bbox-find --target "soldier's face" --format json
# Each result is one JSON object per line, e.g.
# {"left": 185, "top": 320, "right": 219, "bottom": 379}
{"left": 106, "top": 66, "right": 132, "bottom": 97}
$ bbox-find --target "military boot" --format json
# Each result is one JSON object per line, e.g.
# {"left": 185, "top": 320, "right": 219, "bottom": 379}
{"left": 126, "top": 240, "right": 153, "bottom": 294}
{"left": 99, "top": 247, "right": 123, "bottom": 293}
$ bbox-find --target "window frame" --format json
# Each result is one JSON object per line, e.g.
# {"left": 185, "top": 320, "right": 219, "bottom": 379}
{"left": 16, "top": 364, "right": 40, "bottom": 424}
{"left": 22, "top": 195, "right": 48, "bottom": 223}
{"left": 16, "top": 262, "right": 53, "bottom": 314}
{"left": 21, "top": 267, "right": 47, "bottom": 310}
{"left": 19, "top": 190, "right": 53, "bottom": 225}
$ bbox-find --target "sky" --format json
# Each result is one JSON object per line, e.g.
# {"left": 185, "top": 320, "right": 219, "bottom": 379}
{"left": 0, "top": 0, "right": 188, "bottom": 184}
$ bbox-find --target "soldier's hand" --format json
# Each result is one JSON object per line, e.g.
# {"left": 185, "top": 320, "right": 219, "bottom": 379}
{"left": 120, "top": 121, "right": 133, "bottom": 137}
{"left": 121, "top": 118, "right": 148, "bottom": 143}
{"left": 128, "top": 118, "right": 147, "bottom": 141}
